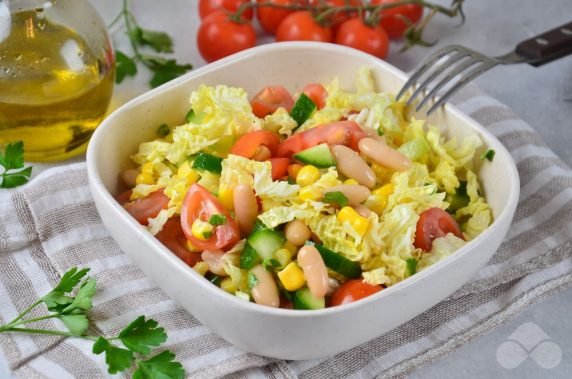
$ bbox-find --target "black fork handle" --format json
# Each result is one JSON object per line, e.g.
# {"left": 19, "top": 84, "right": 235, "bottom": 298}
{"left": 515, "top": 21, "right": 572, "bottom": 66}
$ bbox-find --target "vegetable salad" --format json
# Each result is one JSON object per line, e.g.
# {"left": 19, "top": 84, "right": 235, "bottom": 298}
{"left": 117, "top": 68, "right": 493, "bottom": 310}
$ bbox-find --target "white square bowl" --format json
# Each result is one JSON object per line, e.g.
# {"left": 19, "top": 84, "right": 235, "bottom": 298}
{"left": 87, "top": 42, "right": 519, "bottom": 360}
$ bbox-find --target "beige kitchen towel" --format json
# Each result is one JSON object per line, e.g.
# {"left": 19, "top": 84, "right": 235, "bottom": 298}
{"left": 1, "top": 86, "right": 571, "bottom": 378}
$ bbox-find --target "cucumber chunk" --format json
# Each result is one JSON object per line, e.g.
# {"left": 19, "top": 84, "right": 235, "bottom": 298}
{"left": 293, "top": 288, "right": 325, "bottom": 310}
{"left": 246, "top": 229, "right": 285, "bottom": 261}
{"left": 239, "top": 243, "right": 260, "bottom": 269}
{"left": 192, "top": 152, "right": 223, "bottom": 174}
{"left": 293, "top": 143, "right": 336, "bottom": 168}
{"left": 290, "top": 93, "right": 316, "bottom": 126}
{"left": 314, "top": 244, "right": 362, "bottom": 278}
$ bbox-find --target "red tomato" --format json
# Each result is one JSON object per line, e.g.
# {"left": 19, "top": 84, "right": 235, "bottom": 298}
{"left": 257, "top": 0, "right": 302, "bottom": 35}
{"left": 330, "top": 279, "right": 382, "bottom": 306}
{"left": 303, "top": 83, "right": 327, "bottom": 109}
{"left": 335, "top": 18, "right": 390, "bottom": 59}
{"left": 198, "top": 0, "right": 253, "bottom": 20}
{"left": 181, "top": 184, "right": 240, "bottom": 250}
{"left": 156, "top": 217, "right": 202, "bottom": 267}
{"left": 275, "top": 11, "right": 334, "bottom": 42}
{"left": 313, "top": 0, "right": 363, "bottom": 29}
{"left": 123, "top": 189, "right": 170, "bottom": 226}
{"left": 115, "top": 189, "right": 133, "bottom": 205}
{"left": 250, "top": 85, "right": 295, "bottom": 118}
{"left": 371, "top": 0, "right": 423, "bottom": 39}
{"left": 230, "top": 130, "right": 281, "bottom": 159}
{"left": 197, "top": 11, "right": 256, "bottom": 63}
{"left": 277, "top": 120, "right": 366, "bottom": 157}
{"left": 414, "top": 207, "right": 464, "bottom": 252}
{"left": 269, "top": 158, "right": 291, "bottom": 180}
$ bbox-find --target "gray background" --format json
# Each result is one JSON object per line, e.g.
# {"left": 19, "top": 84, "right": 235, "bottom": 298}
{"left": 1, "top": 0, "right": 571, "bottom": 377}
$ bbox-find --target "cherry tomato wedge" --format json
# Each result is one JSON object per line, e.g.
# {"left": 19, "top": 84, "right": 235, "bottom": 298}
{"left": 269, "top": 157, "right": 291, "bottom": 180}
{"left": 250, "top": 85, "right": 294, "bottom": 118}
{"left": 123, "top": 189, "right": 170, "bottom": 226}
{"left": 329, "top": 279, "right": 383, "bottom": 306}
{"left": 156, "top": 217, "right": 202, "bottom": 267}
{"left": 277, "top": 121, "right": 366, "bottom": 157}
{"left": 303, "top": 83, "right": 328, "bottom": 110}
{"left": 181, "top": 184, "right": 240, "bottom": 251}
{"left": 230, "top": 130, "right": 281, "bottom": 159}
{"left": 414, "top": 207, "right": 464, "bottom": 252}
{"left": 115, "top": 189, "right": 133, "bottom": 205}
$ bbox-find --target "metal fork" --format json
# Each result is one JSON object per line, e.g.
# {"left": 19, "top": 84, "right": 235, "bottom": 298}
{"left": 397, "top": 21, "right": 572, "bottom": 115}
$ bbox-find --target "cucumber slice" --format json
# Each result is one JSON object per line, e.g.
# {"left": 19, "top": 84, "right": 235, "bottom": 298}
{"left": 293, "top": 288, "right": 325, "bottom": 310}
{"left": 290, "top": 93, "right": 316, "bottom": 126}
{"left": 314, "top": 244, "right": 362, "bottom": 278}
{"left": 239, "top": 243, "right": 260, "bottom": 269}
{"left": 192, "top": 153, "right": 223, "bottom": 174}
{"left": 446, "top": 181, "right": 469, "bottom": 212}
{"left": 293, "top": 143, "right": 336, "bottom": 168}
{"left": 246, "top": 229, "right": 285, "bottom": 261}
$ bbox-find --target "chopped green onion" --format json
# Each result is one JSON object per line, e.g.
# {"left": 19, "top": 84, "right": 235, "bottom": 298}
{"left": 406, "top": 258, "right": 418, "bottom": 276}
{"left": 480, "top": 149, "right": 496, "bottom": 162}
{"left": 208, "top": 214, "right": 226, "bottom": 226}
{"left": 262, "top": 258, "right": 281, "bottom": 271}
{"left": 247, "top": 272, "right": 259, "bottom": 289}
{"left": 377, "top": 127, "right": 384, "bottom": 136}
{"left": 202, "top": 230, "right": 213, "bottom": 239}
{"left": 323, "top": 191, "right": 349, "bottom": 207}
{"left": 192, "top": 152, "right": 223, "bottom": 174}
{"left": 156, "top": 123, "right": 170, "bottom": 137}
{"left": 290, "top": 93, "right": 316, "bottom": 126}
{"left": 185, "top": 109, "right": 195, "bottom": 123}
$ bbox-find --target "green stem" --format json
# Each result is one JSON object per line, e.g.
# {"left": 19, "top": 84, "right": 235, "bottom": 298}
{"left": 0, "top": 327, "right": 98, "bottom": 341}
{"left": 8, "top": 314, "right": 60, "bottom": 328}
{"left": 4, "top": 299, "right": 42, "bottom": 327}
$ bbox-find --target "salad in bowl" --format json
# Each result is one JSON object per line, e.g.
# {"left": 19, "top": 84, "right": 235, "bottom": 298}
{"left": 116, "top": 68, "right": 493, "bottom": 311}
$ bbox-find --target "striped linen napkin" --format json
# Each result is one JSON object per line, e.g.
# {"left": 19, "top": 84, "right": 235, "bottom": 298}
{"left": 1, "top": 85, "right": 571, "bottom": 379}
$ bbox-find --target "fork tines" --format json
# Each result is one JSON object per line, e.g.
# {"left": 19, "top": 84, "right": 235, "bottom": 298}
{"left": 397, "top": 45, "right": 498, "bottom": 115}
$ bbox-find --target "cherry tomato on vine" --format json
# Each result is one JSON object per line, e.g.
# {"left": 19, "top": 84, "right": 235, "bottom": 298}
{"left": 276, "top": 11, "right": 334, "bottom": 42}
{"left": 413, "top": 207, "right": 464, "bottom": 252}
{"left": 335, "top": 18, "right": 389, "bottom": 59}
{"left": 371, "top": 0, "right": 423, "bottom": 39}
{"left": 303, "top": 83, "right": 328, "bottom": 109}
{"left": 250, "top": 85, "right": 295, "bottom": 118}
{"left": 311, "top": 0, "right": 363, "bottom": 29}
{"left": 257, "top": 0, "right": 302, "bottom": 35}
{"left": 199, "top": 0, "right": 253, "bottom": 20}
{"left": 197, "top": 11, "right": 256, "bottom": 63}
{"left": 329, "top": 279, "right": 383, "bottom": 306}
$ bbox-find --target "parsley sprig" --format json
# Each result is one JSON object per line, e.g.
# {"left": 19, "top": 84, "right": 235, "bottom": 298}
{"left": 0, "top": 267, "right": 184, "bottom": 378}
{"left": 0, "top": 141, "right": 32, "bottom": 188}
{"left": 111, "top": 0, "right": 193, "bottom": 88}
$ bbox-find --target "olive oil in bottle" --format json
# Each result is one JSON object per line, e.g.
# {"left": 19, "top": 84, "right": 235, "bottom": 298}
{"left": 0, "top": 7, "right": 114, "bottom": 161}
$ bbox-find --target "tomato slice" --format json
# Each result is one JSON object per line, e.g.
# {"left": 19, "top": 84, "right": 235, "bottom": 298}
{"left": 277, "top": 121, "right": 366, "bottom": 157}
{"left": 329, "top": 279, "right": 382, "bottom": 307}
{"left": 269, "top": 157, "right": 290, "bottom": 180}
{"left": 230, "top": 130, "right": 281, "bottom": 159}
{"left": 250, "top": 85, "right": 294, "bottom": 118}
{"left": 303, "top": 83, "right": 327, "bottom": 109}
{"left": 181, "top": 184, "right": 240, "bottom": 251}
{"left": 414, "top": 207, "right": 464, "bottom": 252}
{"left": 156, "top": 217, "right": 202, "bottom": 267}
{"left": 123, "top": 189, "right": 170, "bottom": 226}
{"left": 115, "top": 189, "right": 133, "bottom": 205}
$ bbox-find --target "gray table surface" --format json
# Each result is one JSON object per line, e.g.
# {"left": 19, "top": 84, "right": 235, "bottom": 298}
{"left": 1, "top": 0, "right": 571, "bottom": 377}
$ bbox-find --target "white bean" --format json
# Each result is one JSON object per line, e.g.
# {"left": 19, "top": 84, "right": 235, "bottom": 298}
{"left": 201, "top": 250, "right": 227, "bottom": 276}
{"left": 249, "top": 265, "right": 279, "bottom": 308}
{"left": 326, "top": 278, "right": 340, "bottom": 296}
{"left": 354, "top": 204, "right": 372, "bottom": 218}
{"left": 331, "top": 145, "right": 376, "bottom": 189}
{"left": 252, "top": 145, "right": 272, "bottom": 161}
{"left": 358, "top": 137, "right": 412, "bottom": 171}
{"left": 122, "top": 169, "right": 139, "bottom": 188}
{"left": 297, "top": 246, "right": 329, "bottom": 298}
{"left": 324, "top": 185, "right": 371, "bottom": 205}
{"left": 285, "top": 219, "right": 311, "bottom": 246}
{"left": 233, "top": 184, "right": 258, "bottom": 234}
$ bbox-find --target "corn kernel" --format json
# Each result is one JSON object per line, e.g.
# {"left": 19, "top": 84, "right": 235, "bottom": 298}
{"left": 275, "top": 248, "right": 292, "bottom": 268}
{"left": 191, "top": 219, "right": 214, "bottom": 240}
{"left": 193, "top": 262, "right": 209, "bottom": 276}
{"left": 298, "top": 186, "right": 323, "bottom": 201}
{"left": 220, "top": 277, "right": 237, "bottom": 294}
{"left": 135, "top": 172, "right": 154, "bottom": 185}
{"left": 178, "top": 162, "right": 200, "bottom": 185}
{"left": 343, "top": 179, "right": 359, "bottom": 185}
{"left": 352, "top": 216, "right": 370, "bottom": 237}
{"left": 296, "top": 165, "right": 320, "bottom": 187}
{"left": 363, "top": 195, "right": 385, "bottom": 215}
{"left": 284, "top": 242, "right": 298, "bottom": 256}
{"left": 371, "top": 183, "right": 394, "bottom": 211}
{"left": 277, "top": 262, "right": 306, "bottom": 291}
{"left": 218, "top": 188, "right": 234, "bottom": 211}
{"left": 337, "top": 206, "right": 360, "bottom": 224}
{"left": 141, "top": 162, "right": 154, "bottom": 176}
